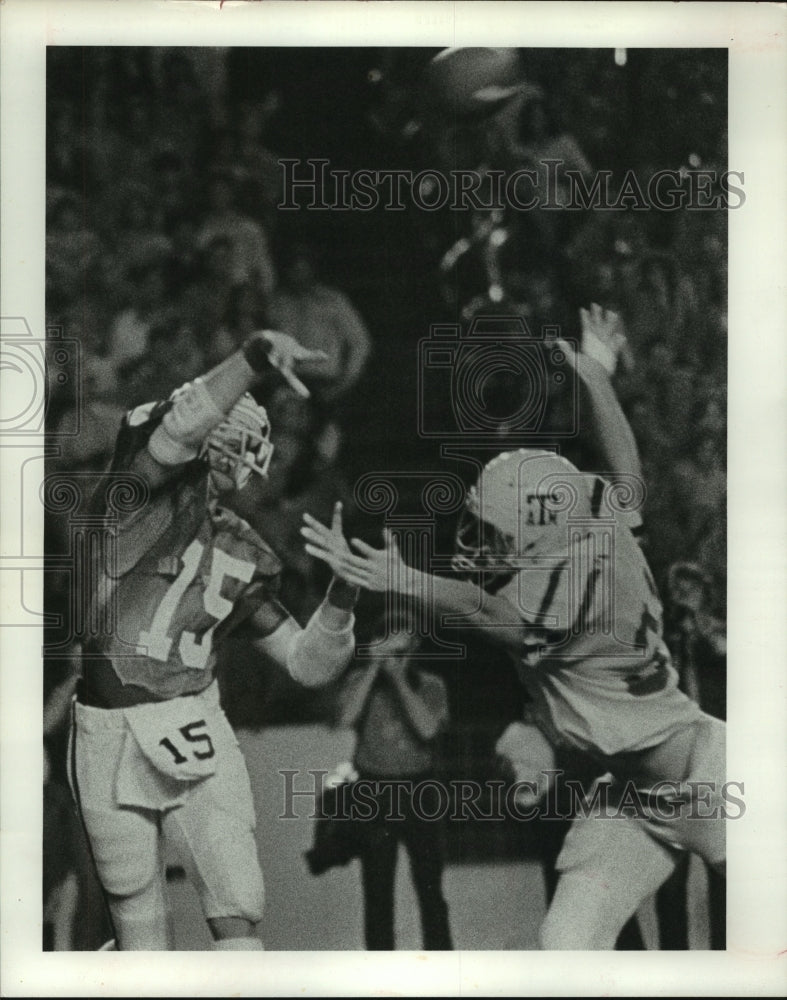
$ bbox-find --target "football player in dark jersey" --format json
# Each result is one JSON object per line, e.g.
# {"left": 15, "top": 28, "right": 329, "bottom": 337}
{"left": 70, "top": 329, "right": 360, "bottom": 951}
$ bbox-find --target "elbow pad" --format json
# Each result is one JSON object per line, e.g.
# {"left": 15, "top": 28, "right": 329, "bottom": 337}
{"left": 148, "top": 379, "right": 225, "bottom": 466}
{"left": 287, "top": 602, "right": 355, "bottom": 688}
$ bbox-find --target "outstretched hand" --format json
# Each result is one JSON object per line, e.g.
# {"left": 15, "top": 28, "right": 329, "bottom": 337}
{"left": 301, "top": 512, "right": 405, "bottom": 593}
{"left": 577, "top": 302, "right": 630, "bottom": 376}
{"left": 254, "top": 329, "right": 328, "bottom": 398}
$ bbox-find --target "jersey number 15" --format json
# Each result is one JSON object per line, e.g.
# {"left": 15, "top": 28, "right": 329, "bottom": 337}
{"left": 137, "top": 539, "right": 254, "bottom": 669}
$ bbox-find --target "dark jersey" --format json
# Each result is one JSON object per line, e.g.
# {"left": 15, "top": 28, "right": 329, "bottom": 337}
{"left": 82, "top": 400, "right": 287, "bottom": 701}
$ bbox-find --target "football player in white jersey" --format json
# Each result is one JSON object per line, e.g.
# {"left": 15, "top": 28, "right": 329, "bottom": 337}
{"left": 70, "top": 328, "right": 360, "bottom": 951}
{"left": 302, "top": 309, "right": 726, "bottom": 949}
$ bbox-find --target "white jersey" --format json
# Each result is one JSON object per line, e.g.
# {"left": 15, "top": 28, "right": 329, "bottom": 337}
{"left": 503, "top": 524, "right": 702, "bottom": 757}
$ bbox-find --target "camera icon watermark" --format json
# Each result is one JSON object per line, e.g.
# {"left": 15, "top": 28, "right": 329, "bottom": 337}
{"left": 417, "top": 313, "right": 578, "bottom": 443}
{"left": 0, "top": 317, "right": 81, "bottom": 435}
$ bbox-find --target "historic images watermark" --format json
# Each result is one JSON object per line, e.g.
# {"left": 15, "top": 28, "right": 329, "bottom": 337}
{"left": 279, "top": 158, "right": 745, "bottom": 212}
{"left": 0, "top": 316, "right": 98, "bottom": 635}
{"left": 350, "top": 301, "right": 651, "bottom": 659}
{"left": 0, "top": 317, "right": 81, "bottom": 436}
{"left": 417, "top": 314, "right": 578, "bottom": 441}
{"left": 279, "top": 769, "right": 745, "bottom": 823}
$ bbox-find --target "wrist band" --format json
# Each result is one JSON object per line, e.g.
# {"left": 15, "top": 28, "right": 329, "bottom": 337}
{"left": 315, "top": 600, "right": 355, "bottom": 635}
{"left": 242, "top": 335, "right": 272, "bottom": 373}
{"left": 287, "top": 603, "right": 355, "bottom": 688}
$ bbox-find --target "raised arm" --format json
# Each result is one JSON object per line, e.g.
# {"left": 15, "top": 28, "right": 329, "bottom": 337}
{"left": 131, "top": 330, "right": 326, "bottom": 489}
{"left": 301, "top": 519, "right": 526, "bottom": 658}
{"left": 566, "top": 303, "right": 642, "bottom": 482}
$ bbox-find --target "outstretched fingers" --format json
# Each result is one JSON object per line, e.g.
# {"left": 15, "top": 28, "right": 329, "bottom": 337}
{"left": 348, "top": 537, "right": 380, "bottom": 557}
{"left": 259, "top": 330, "right": 329, "bottom": 398}
{"left": 279, "top": 367, "right": 311, "bottom": 399}
{"left": 350, "top": 530, "right": 397, "bottom": 557}
{"left": 302, "top": 512, "right": 336, "bottom": 541}
{"left": 302, "top": 543, "right": 370, "bottom": 586}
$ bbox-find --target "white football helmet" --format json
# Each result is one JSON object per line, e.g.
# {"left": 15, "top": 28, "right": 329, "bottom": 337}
{"left": 202, "top": 392, "right": 274, "bottom": 491}
{"left": 453, "top": 449, "right": 595, "bottom": 577}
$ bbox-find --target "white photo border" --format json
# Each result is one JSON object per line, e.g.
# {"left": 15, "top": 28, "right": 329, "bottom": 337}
{"left": 1, "top": 0, "right": 786, "bottom": 995}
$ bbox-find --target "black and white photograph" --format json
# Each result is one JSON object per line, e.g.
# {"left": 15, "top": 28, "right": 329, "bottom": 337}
{"left": 1, "top": 1, "right": 785, "bottom": 996}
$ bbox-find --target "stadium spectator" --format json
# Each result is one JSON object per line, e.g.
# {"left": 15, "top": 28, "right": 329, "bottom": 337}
{"left": 204, "top": 128, "right": 240, "bottom": 182}
{"left": 163, "top": 211, "right": 201, "bottom": 299}
{"left": 154, "top": 151, "right": 200, "bottom": 232}
{"left": 335, "top": 622, "right": 453, "bottom": 951}
{"left": 655, "top": 561, "right": 727, "bottom": 949}
{"left": 50, "top": 355, "right": 128, "bottom": 474}
{"left": 45, "top": 191, "right": 104, "bottom": 310}
{"left": 110, "top": 180, "right": 173, "bottom": 287}
{"left": 121, "top": 318, "right": 206, "bottom": 407}
{"left": 181, "top": 234, "right": 244, "bottom": 349}
{"left": 102, "top": 93, "right": 159, "bottom": 188}
{"left": 105, "top": 261, "right": 175, "bottom": 393}
{"left": 209, "top": 282, "right": 269, "bottom": 367}
{"left": 233, "top": 96, "right": 284, "bottom": 229}
{"left": 155, "top": 50, "right": 210, "bottom": 166}
{"left": 268, "top": 242, "right": 372, "bottom": 411}
{"left": 670, "top": 431, "right": 727, "bottom": 587}
{"left": 196, "top": 173, "right": 276, "bottom": 296}
{"left": 518, "top": 88, "right": 593, "bottom": 250}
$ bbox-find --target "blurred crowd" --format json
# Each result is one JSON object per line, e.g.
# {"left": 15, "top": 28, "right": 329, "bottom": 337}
{"left": 46, "top": 50, "right": 373, "bottom": 641}
{"left": 45, "top": 46, "right": 727, "bottom": 604}
{"left": 401, "top": 47, "right": 729, "bottom": 604}
{"left": 43, "top": 46, "right": 727, "bottom": 948}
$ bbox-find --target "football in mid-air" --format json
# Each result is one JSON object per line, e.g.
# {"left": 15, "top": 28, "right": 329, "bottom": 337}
{"left": 422, "top": 47, "right": 527, "bottom": 122}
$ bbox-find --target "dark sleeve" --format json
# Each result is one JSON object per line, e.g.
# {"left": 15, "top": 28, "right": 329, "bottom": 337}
{"left": 86, "top": 400, "right": 174, "bottom": 521}
{"left": 109, "top": 400, "right": 171, "bottom": 474}
{"left": 221, "top": 584, "right": 291, "bottom": 641}
{"left": 217, "top": 533, "right": 289, "bottom": 641}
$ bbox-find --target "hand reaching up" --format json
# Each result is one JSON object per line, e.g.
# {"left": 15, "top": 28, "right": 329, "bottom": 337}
{"left": 302, "top": 513, "right": 408, "bottom": 594}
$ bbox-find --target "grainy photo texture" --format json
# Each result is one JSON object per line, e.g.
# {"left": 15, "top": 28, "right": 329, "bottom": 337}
{"left": 36, "top": 43, "right": 732, "bottom": 953}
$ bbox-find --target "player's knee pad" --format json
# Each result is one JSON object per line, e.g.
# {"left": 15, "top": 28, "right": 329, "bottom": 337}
{"left": 182, "top": 831, "right": 265, "bottom": 923}
{"left": 80, "top": 806, "right": 169, "bottom": 951}
{"left": 107, "top": 879, "right": 169, "bottom": 951}
{"left": 81, "top": 806, "right": 160, "bottom": 899}
{"left": 163, "top": 766, "right": 265, "bottom": 923}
